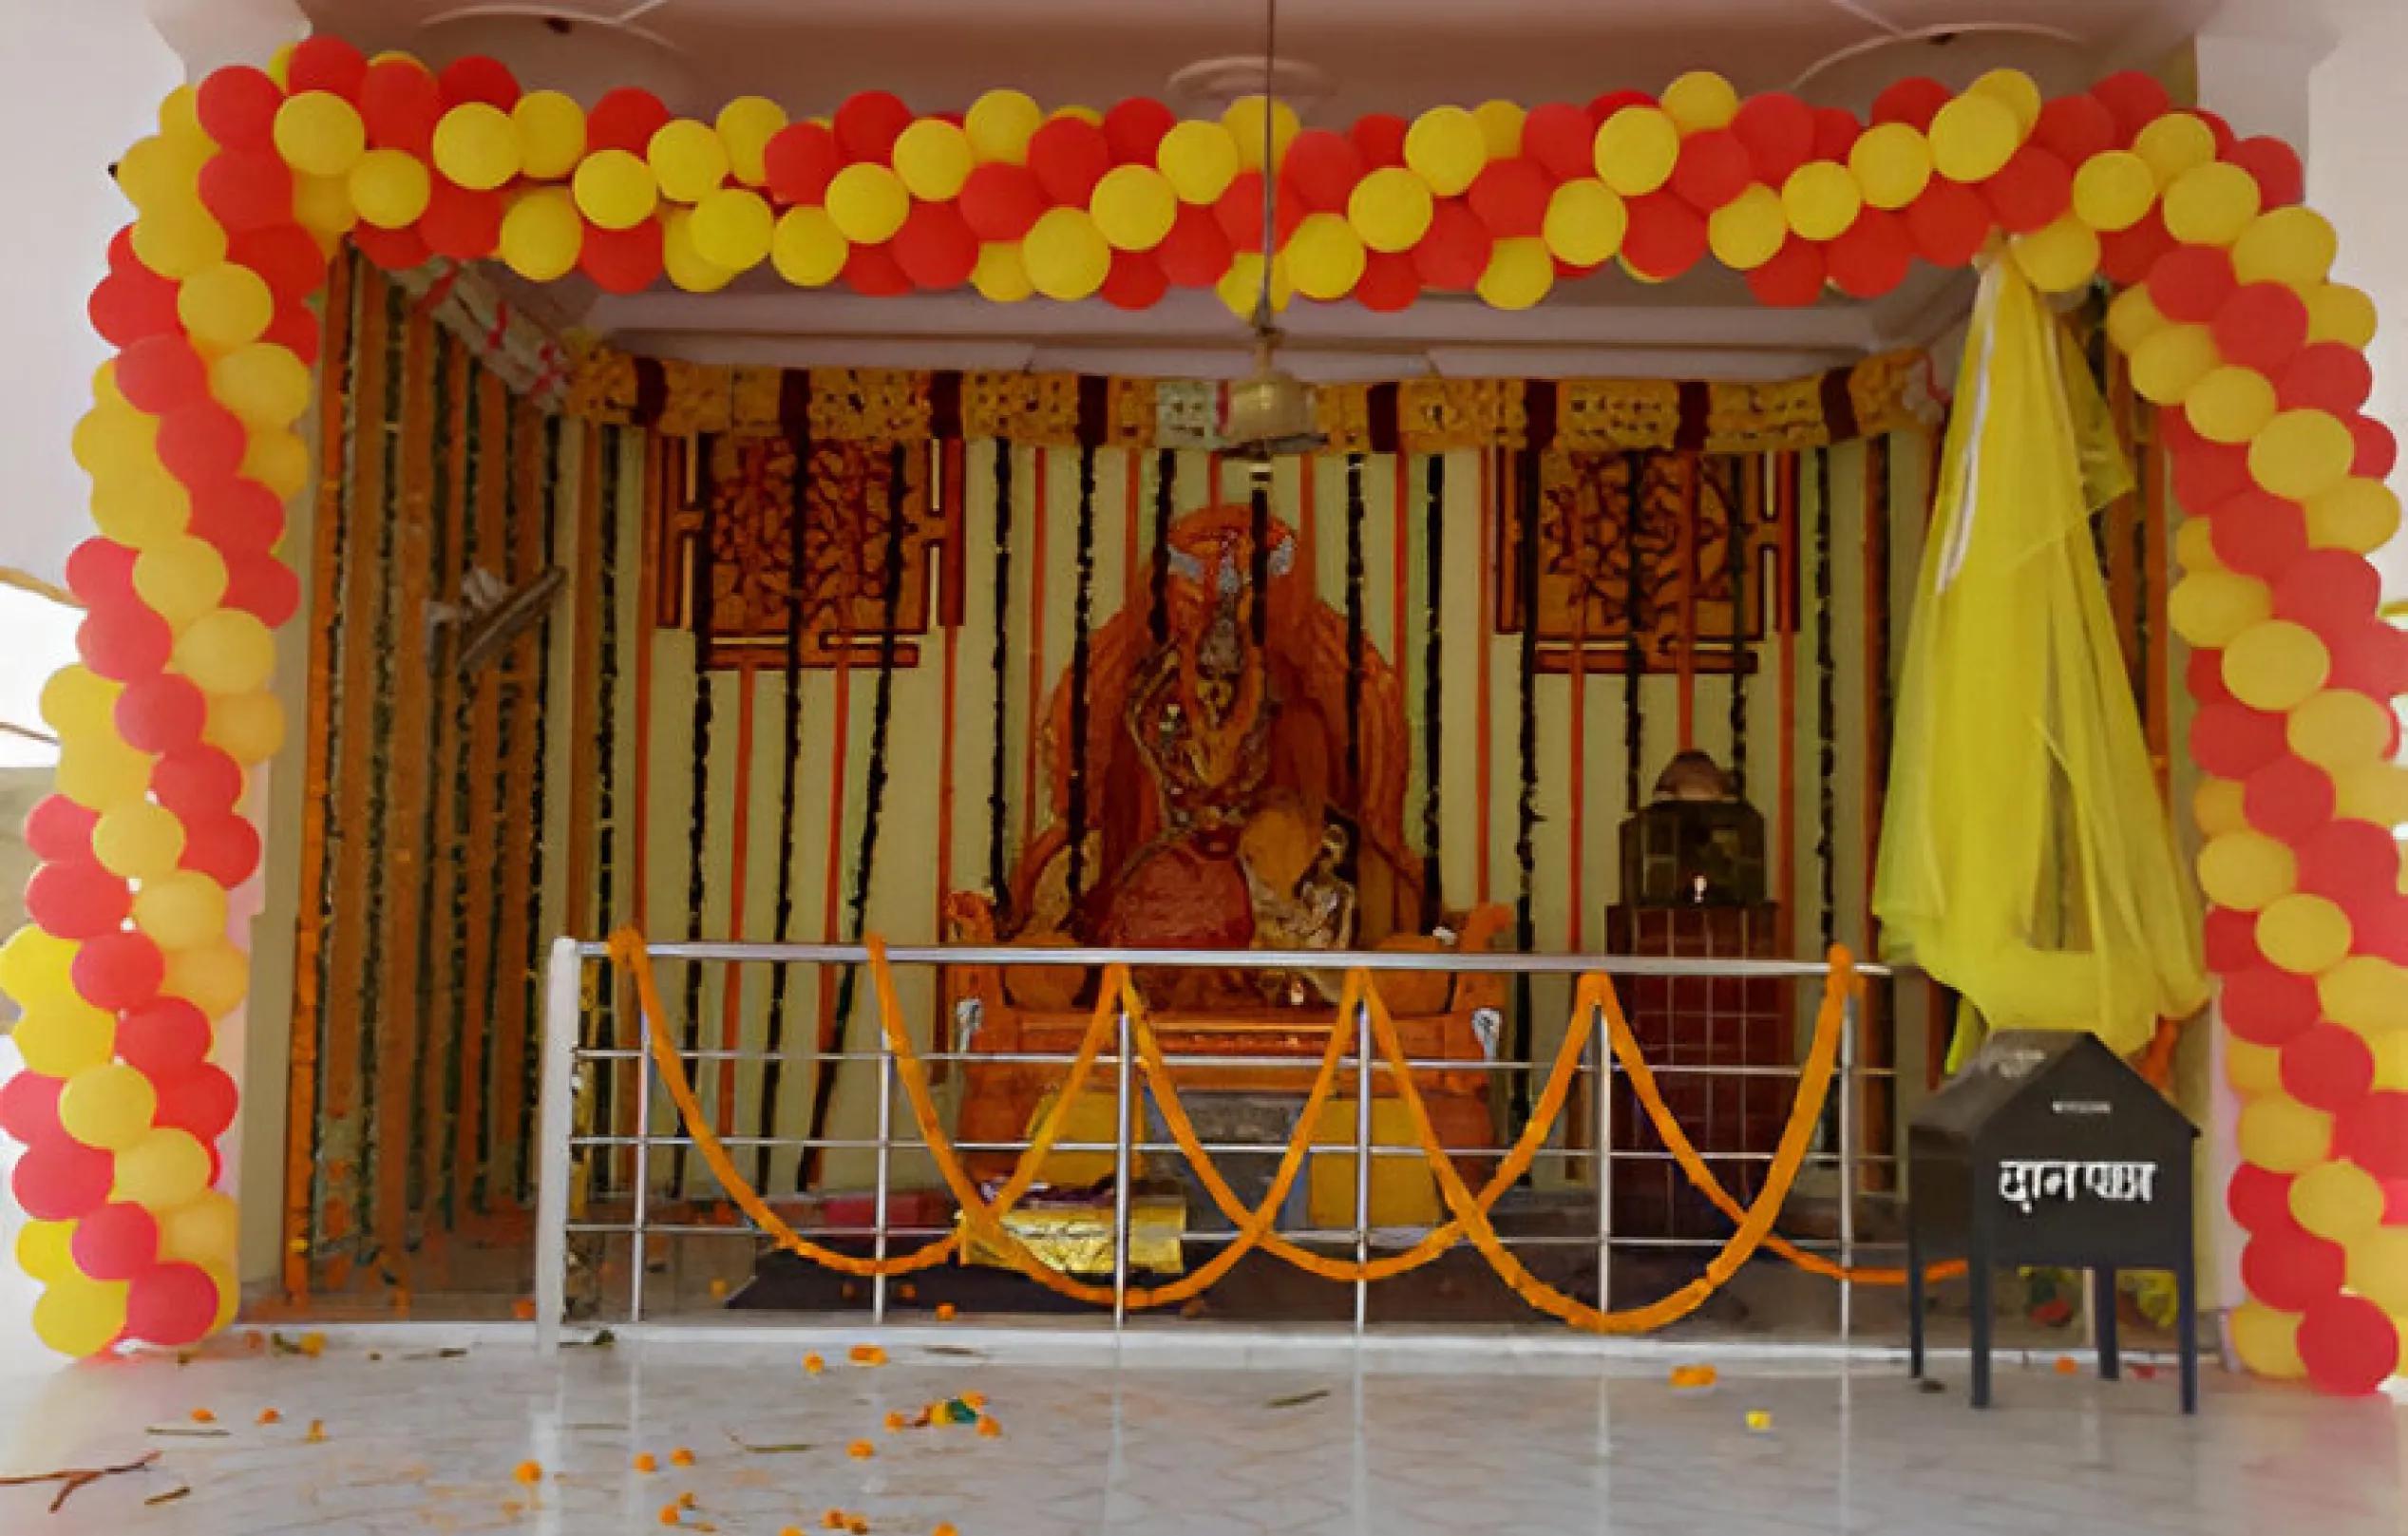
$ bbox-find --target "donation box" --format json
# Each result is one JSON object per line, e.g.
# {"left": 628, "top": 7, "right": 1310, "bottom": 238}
{"left": 1904, "top": 1030, "right": 2198, "bottom": 1413}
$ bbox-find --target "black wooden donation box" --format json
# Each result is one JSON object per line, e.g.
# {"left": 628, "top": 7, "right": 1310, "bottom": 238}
{"left": 1905, "top": 1030, "right": 2198, "bottom": 1413}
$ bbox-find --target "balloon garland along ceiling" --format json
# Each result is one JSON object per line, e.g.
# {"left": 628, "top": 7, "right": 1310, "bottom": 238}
{"left": 0, "top": 31, "right": 2401, "bottom": 1389}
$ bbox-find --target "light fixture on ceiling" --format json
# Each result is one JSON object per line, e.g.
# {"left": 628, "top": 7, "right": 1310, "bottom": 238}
{"left": 1217, "top": 0, "right": 1325, "bottom": 466}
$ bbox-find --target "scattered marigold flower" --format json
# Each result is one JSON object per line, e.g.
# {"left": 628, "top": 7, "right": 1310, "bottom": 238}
{"left": 933, "top": 1525, "right": 959, "bottom": 1536}
{"left": 1744, "top": 1410, "right": 1773, "bottom": 1432}
{"left": 658, "top": 1505, "right": 682, "bottom": 1527}
{"left": 633, "top": 1452, "right": 658, "bottom": 1473}
{"left": 512, "top": 1298, "right": 537, "bottom": 1321}
{"left": 899, "top": 1282, "right": 919, "bottom": 1300}
{"left": 804, "top": 1354, "right": 825, "bottom": 1375}
{"left": 245, "top": 1332, "right": 266, "bottom": 1353}
{"left": 960, "top": 1392, "right": 986, "bottom": 1411}
{"left": 845, "top": 1519, "right": 869, "bottom": 1535}
{"left": 935, "top": 1302, "right": 957, "bottom": 1321}
{"left": 822, "top": 1511, "right": 846, "bottom": 1531}
{"left": 847, "top": 1440, "right": 875, "bottom": 1459}
{"left": 191, "top": 1409, "right": 217, "bottom": 1423}
{"left": 883, "top": 1412, "right": 907, "bottom": 1432}
{"left": 781, "top": 1527, "right": 804, "bottom": 1536}
{"left": 515, "top": 1461, "right": 543, "bottom": 1485}
{"left": 298, "top": 1332, "right": 327, "bottom": 1358}
{"left": 1666, "top": 1364, "right": 1716, "bottom": 1391}
{"left": 679, "top": 1491, "right": 698, "bottom": 1509}
{"left": 305, "top": 1420, "right": 328, "bottom": 1443}
{"left": 671, "top": 1448, "right": 695, "bottom": 1467}
{"left": 709, "top": 1279, "right": 730, "bottom": 1299}
{"left": 256, "top": 1409, "right": 282, "bottom": 1425}
{"left": 848, "top": 1344, "right": 876, "bottom": 1363}
{"left": 975, "top": 1417, "right": 1000, "bottom": 1439}
{"left": 2054, "top": 1356, "right": 2079, "bottom": 1375}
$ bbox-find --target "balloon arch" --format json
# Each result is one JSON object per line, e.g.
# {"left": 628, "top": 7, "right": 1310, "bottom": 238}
{"left": 1, "top": 35, "right": 2403, "bottom": 1391}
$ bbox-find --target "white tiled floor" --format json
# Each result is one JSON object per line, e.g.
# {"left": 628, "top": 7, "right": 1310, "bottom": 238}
{"left": 0, "top": 1329, "right": 2400, "bottom": 1534}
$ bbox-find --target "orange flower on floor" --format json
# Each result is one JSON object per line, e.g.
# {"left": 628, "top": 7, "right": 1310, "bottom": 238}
{"left": 671, "top": 1447, "right": 696, "bottom": 1467}
{"left": 709, "top": 1279, "right": 730, "bottom": 1299}
{"left": 658, "top": 1505, "right": 682, "bottom": 1527}
{"left": 805, "top": 1354, "right": 826, "bottom": 1375}
{"left": 2055, "top": 1356, "right": 2079, "bottom": 1375}
{"left": 848, "top": 1344, "right": 887, "bottom": 1366}
{"left": 822, "top": 1511, "right": 846, "bottom": 1530}
{"left": 298, "top": 1332, "right": 327, "bottom": 1358}
{"left": 847, "top": 1440, "right": 875, "bottom": 1459}
{"left": 935, "top": 1303, "right": 958, "bottom": 1322}
{"left": 933, "top": 1525, "right": 959, "bottom": 1536}
{"left": 304, "top": 1420, "right": 328, "bottom": 1443}
{"left": 256, "top": 1409, "right": 282, "bottom": 1426}
{"left": 781, "top": 1527, "right": 805, "bottom": 1536}
{"left": 512, "top": 1298, "right": 537, "bottom": 1321}
{"left": 975, "top": 1417, "right": 1000, "bottom": 1439}
{"left": 960, "top": 1393, "right": 986, "bottom": 1411}
{"left": 190, "top": 1409, "right": 216, "bottom": 1423}
{"left": 883, "top": 1412, "right": 907, "bottom": 1432}
{"left": 899, "top": 1282, "right": 919, "bottom": 1300}
{"left": 845, "top": 1519, "right": 869, "bottom": 1535}
{"left": 514, "top": 1461, "right": 543, "bottom": 1486}
{"left": 679, "top": 1492, "right": 698, "bottom": 1509}
{"left": 634, "top": 1452, "right": 658, "bottom": 1473}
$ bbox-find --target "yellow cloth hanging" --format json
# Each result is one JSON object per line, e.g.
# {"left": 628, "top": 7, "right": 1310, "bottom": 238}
{"left": 1874, "top": 260, "right": 2207, "bottom": 1057}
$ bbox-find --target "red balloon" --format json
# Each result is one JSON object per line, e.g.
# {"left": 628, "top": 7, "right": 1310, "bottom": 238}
{"left": 2299, "top": 1294, "right": 2399, "bottom": 1395}
{"left": 2337, "top": 1090, "right": 2408, "bottom": 1178}
{"left": 2184, "top": 645, "right": 2235, "bottom": 709}
{"left": 2275, "top": 549, "right": 2380, "bottom": 635}
{"left": 196, "top": 65, "right": 283, "bottom": 152}
{"left": 1356, "top": 251, "right": 1420, "bottom": 313}
{"left": 360, "top": 59, "right": 444, "bottom": 155}
{"left": 1811, "top": 106, "right": 1862, "bottom": 162}
{"left": 157, "top": 405, "right": 248, "bottom": 487}
{"left": 2212, "top": 284, "right": 2310, "bottom": 374}
{"left": 579, "top": 219, "right": 662, "bottom": 294}
{"left": 264, "top": 300, "right": 321, "bottom": 367}
{"left": 73, "top": 1203, "right": 161, "bottom": 1282}
{"left": 1621, "top": 192, "right": 1707, "bottom": 280}
{"left": 1412, "top": 199, "right": 1490, "bottom": 290}
{"left": 833, "top": 90, "right": 914, "bottom": 163}
{"left": 1669, "top": 129, "right": 1753, "bottom": 213}
{"left": 2173, "top": 442, "right": 2255, "bottom": 518}
{"left": 2194, "top": 108, "right": 2239, "bottom": 160}
{"left": 1099, "top": 250, "right": 1167, "bottom": 311}
{"left": 586, "top": 88, "right": 671, "bottom": 156}
{"left": 2283, "top": 1024, "right": 2377, "bottom": 1112}
{"left": 198, "top": 151, "right": 294, "bottom": 236}
{"left": 2326, "top": 620, "right": 2408, "bottom": 698}
{"left": 77, "top": 605, "right": 172, "bottom": 683}
{"left": 890, "top": 201, "right": 977, "bottom": 291}
{"left": 24, "top": 795, "right": 99, "bottom": 865}
{"left": 1523, "top": 103, "right": 1596, "bottom": 184}
{"left": 66, "top": 540, "right": 138, "bottom": 607}
{"left": 154, "top": 748, "right": 245, "bottom": 820}
{"left": 2297, "top": 819, "right": 2400, "bottom": 906}
{"left": 1028, "top": 116, "right": 1112, "bottom": 206}
{"left": 10, "top": 1138, "right": 114, "bottom": 1222}
{"left": 2276, "top": 344, "right": 2374, "bottom": 415}
{"left": 285, "top": 36, "right": 368, "bottom": 101}
{"left": 2208, "top": 492, "right": 2306, "bottom": 578}
{"left": 438, "top": 55, "right": 520, "bottom": 110}
{"left": 1349, "top": 112, "right": 1409, "bottom": 169}
{"left": 2228, "top": 136, "right": 2305, "bottom": 209}
{"left": 419, "top": 180, "right": 502, "bottom": 260}
{"left": 2242, "top": 1226, "right": 2346, "bottom": 1313}
{"left": 116, "top": 674, "right": 207, "bottom": 755}
{"left": 2033, "top": 94, "right": 2116, "bottom": 166}
{"left": 1746, "top": 235, "right": 1827, "bottom": 308}
{"left": 88, "top": 270, "right": 182, "bottom": 349}
{"left": 352, "top": 223, "right": 432, "bottom": 274}
{"left": 2097, "top": 208, "right": 2174, "bottom": 286}
{"left": 2203, "top": 905, "right": 2263, "bottom": 971}
{"left": 1282, "top": 129, "right": 1362, "bottom": 212}
{"left": 222, "top": 552, "right": 300, "bottom": 626}
{"left": 1732, "top": 93, "right": 1814, "bottom": 183}
{"left": 117, "top": 335, "right": 208, "bottom": 414}
{"left": 842, "top": 241, "right": 911, "bottom": 297}
{"left": 74, "top": 930, "right": 165, "bottom": 1012}
{"left": 1156, "top": 203, "right": 1233, "bottom": 288}
{"left": 1980, "top": 146, "right": 2072, "bottom": 236}
{"left": 958, "top": 163, "right": 1046, "bottom": 240}
{"left": 107, "top": 224, "right": 140, "bottom": 275}
{"left": 2190, "top": 702, "right": 2287, "bottom": 779}
{"left": 120, "top": 998, "right": 213, "bottom": 1076}
{"left": 156, "top": 1064, "right": 238, "bottom": 1141}
{"left": 2228, "top": 1162, "right": 2295, "bottom": 1230}
{"left": 2347, "top": 414, "right": 2398, "bottom": 480}
{"left": 1586, "top": 89, "right": 1656, "bottom": 123}
{"left": 1869, "top": 77, "right": 1950, "bottom": 131}
{"left": 180, "top": 813, "right": 261, "bottom": 888}
{"left": 2150, "top": 245, "right": 2236, "bottom": 324}
{"left": 1469, "top": 158, "right": 1550, "bottom": 237}
{"left": 1214, "top": 170, "right": 1304, "bottom": 254}
{"left": 189, "top": 480, "right": 285, "bottom": 554}
{"left": 25, "top": 862, "right": 130, "bottom": 941}
{"left": 1103, "top": 98, "right": 1175, "bottom": 165}
{"left": 1827, "top": 209, "right": 1911, "bottom": 298}
{"left": 2222, "top": 966, "right": 2320, "bottom": 1047}
{"left": 2093, "top": 70, "right": 2173, "bottom": 144}
{"left": 764, "top": 123, "right": 842, "bottom": 205}
{"left": 126, "top": 1261, "right": 220, "bottom": 1348}
{"left": 1905, "top": 180, "right": 1992, "bottom": 269}
{"left": 230, "top": 225, "right": 331, "bottom": 304}
{"left": 2244, "top": 756, "right": 2335, "bottom": 844}
{"left": 0, "top": 1071, "right": 64, "bottom": 1145}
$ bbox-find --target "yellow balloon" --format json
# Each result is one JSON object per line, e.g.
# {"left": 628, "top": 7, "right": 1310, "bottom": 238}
{"left": 2010, "top": 216, "right": 2100, "bottom": 294}
{"left": 136, "top": 870, "right": 231, "bottom": 950}
{"left": 40, "top": 665, "right": 120, "bottom": 739}
{"left": 2172, "top": 515, "right": 2220, "bottom": 576}
{"left": 203, "top": 690, "right": 285, "bottom": 763}
{"left": 90, "top": 467, "right": 189, "bottom": 550}
{"left": 2287, "top": 690, "right": 2393, "bottom": 769}
{"left": 2186, "top": 365, "right": 2279, "bottom": 445}
{"left": 1849, "top": 123, "right": 1932, "bottom": 211}
{"left": 971, "top": 241, "right": 1033, "bottom": 303}
{"left": 2305, "top": 282, "right": 2379, "bottom": 349}
{"left": 513, "top": 90, "right": 588, "bottom": 180}
{"left": 2230, "top": 1300, "right": 2305, "bottom": 1379}
{"left": 2129, "top": 322, "right": 2219, "bottom": 406}
{"left": 131, "top": 198, "right": 227, "bottom": 281}
{"left": 59, "top": 1063, "right": 159, "bottom": 1151}
{"left": 715, "top": 95, "right": 788, "bottom": 187}
{"left": 73, "top": 403, "right": 155, "bottom": 475}
{"left": 12, "top": 1004, "right": 116, "bottom": 1077}
{"left": 660, "top": 209, "right": 735, "bottom": 294}
{"left": 134, "top": 537, "right": 231, "bottom": 629}
{"left": 691, "top": 188, "right": 775, "bottom": 272}
{"left": 2306, "top": 479, "right": 2401, "bottom": 554}
{"left": 770, "top": 207, "right": 848, "bottom": 288}
{"left": 1223, "top": 95, "right": 1300, "bottom": 174}
{"left": 173, "top": 609, "right": 276, "bottom": 695}
{"left": 1594, "top": 106, "right": 1678, "bottom": 198}
{"left": 2162, "top": 161, "right": 2261, "bottom": 248}
{"left": 650, "top": 119, "right": 730, "bottom": 203}
{"left": 211, "top": 342, "right": 314, "bottom": 429}
{"left": 0, "top": 924, "right": 79, "bottom": 1009}
{"left": 115, "top": 1127, "right": 213, "bottom": 1210}
{"left": 2291, "top": 1159, "right": 2384, "bottom": 1242}
{"left": 2071, "top": 149, "right": 2156, "bottom": 234}
{"left": 2348, "top": 1227, "right": 2408, "bottom": 1314}
{"left": 893, "top": 118, "right": 974, "bottom": 201}
{"left": 1022, "top": 207, "right": 1110, "bottom": 301}
{"left": 965, "top": 89, "right": 1042, "bottom": 164}
{"left": 2378, "top": 1030, "right": 2408, "bottom": 1090}
{"left": 32, "top": 1274, "right": 128, "bottom": 1359}
{"left": 2197, "top": 830, "right": 2296, "bottom": 912}
{"left": 1349, "top": 166, "right": 1435, "bottom": 254}
{"left": 1545, "top": 180, "right": 1630, "bottom": 268}
{"left": 2225, "top": 1036, "right": 2284, "bottom": 1096}
{"left": 1660, "top": 71, "right": 1739, "bottom": 133}
{"left": 2335, "top": 760, "right": 2408, "bottom": 827}
{"left": 2192, "top": 776, "right": 2247, "bottom": 838}
{"left": 94, "top": 801, "right": 186, "bottom": 882}
{"left": 2105, "top": 283, "right": 2166, "bottom": 353}
{"left": 2237, "top": 1094, "right": 2331, "bottom": 1174}
{"left": 1968, "top": 67, "right": 2043, "bottom": 134}
{"left": 2133, "top": 113, "right": 2216, "bottom": 186}
{"left": 1403, "top": 105, "right": 1487, "bottom": 198}
{"left": 2251, "top": 409, "right": 2357, "bottom": 502}
{"left": 1157, "top": 120, "right": 1242, "bottom": 204}
{"left": 1477, "top": 237, "right": 1554, "bottom": 312}
{"left": 163, "top": 939, "right": 250, "bottom": 1019}
{"left": 291, "top": 173, "right": 356, "bottom": 241}
{"left": 1285, "top": 212, "right": 1366, "bottom": 301}
{"left": 243, "top": 429, "right": 312, "bottom": 501}
{"left": 116, "top": 137, "right": 195, "bottom": 213}
{"left": 55, "top": 734, "right": 155, "bottom": 813}
{"left": 350, "top": 148, "right": 431, "bottom": 229}
{"left": 2320, "top": 956, "right": 2408, "bottom": 1031}
{"left": 432, "top": 103, "right": 521, "bottom": 192}
{"left": 1929, "top": 92, "right": 2019, "bottom": 183}
{"left": 274, "top": 91, "right": 366, "bottom": 178}
{"left": 1782, "top": 161, "right": 1861, "bottom": 242}
{"left": 1703, "top": 183, "right": 1784, "bottom": 271}
{"left": 1471, "top": 99, "right": 1527, "bottom": 158}
{"left": 573, "top": 149, "right": 658, "bottom": 232}
{"left": 1090, "top": 164, "right": 1176, "bottom": 252}
{"left": 2232, "top": 206, "right": 2338, "bottom": 290}
{"left": 14, "top": 1220, "right": 74, "bottom": 1283}
{"left": 1215, "top": 253, "right": 1291, "bottom": 319}
{"left": 499, "top": 187, "right": 583, "bottom": 282}
{"left": 2167, "top": 569, "right": 2270, "bottom": 648}
{"left": 159, "top": 82, "right": 206, "bottom": 144}
{"left": 825, "top": 162, "right": 907, "bottom": 244}
{"left": 159, "top": 1190, "right": 240, "bottom": 1270}
{"left": 2256, "top": 892, "right": 2352, "bottom": 976}
{"left": 2223, "top": 619, "right": 2330, "bottom": 712}
{"left": 178, "top": 263, "right": 275, "bottom": 351}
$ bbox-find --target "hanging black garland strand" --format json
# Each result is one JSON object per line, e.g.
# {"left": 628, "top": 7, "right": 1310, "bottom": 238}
{"left": 472, "top": 396, "right": 522, "bottom": 1213}
{"left": 1342, "top": 453, "right": 1367, "bottom": 885}
{"left": 1814, "top": 446, "right": 1837, "bottom": 948}
{"left": 516, "top": 413, "right": 561, "bottom": 1204}
{"left": 355, "top": 278, "right": 407, "bottom": 1250}
{"left": 1249, "top": 466, "right": 1272, "bottom": 649}
{"left": 668, "top": 440, "right": 719, "bottom": 1196}
{"left": 806, "top": 442, "right": 911, "bottom": 1190}
{"left": 755, "top": 427, "right": 812, "bottom": 1189}
{"left": 1150, "top": 447, "right": 1175, "bottom": 647}
{"left": 1511, "top": 447, "right": 1542, "bottom": 1124}
{"left": 1728, "top": 457, "right": 1751, "bottom": 788}
{"left": 1066, "top": 446, "right": 1097, "bottom": 910}
{"left": 1621, "top": 452, "right": 1646, "bottom": 818}
{"left": 405, "top": 326, "right": 457, "bottom": 1221}
{"left": 436, "top": 362, "right": 485, "bottom": 1229}
{"left": 1419, "top": 452, "right": 1445, "bottom": 932}
{"left": 591, "top": 427, "right": 626, "bottom": 1196}
{"left": 985, "top": 440, "right": 1015, "bottom": 916}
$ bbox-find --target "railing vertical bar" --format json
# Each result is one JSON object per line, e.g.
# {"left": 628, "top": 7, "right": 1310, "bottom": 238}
{"left": 1593, "top": 992, "right": 1612, "bottom": 1313}
{"left": 534, "top": 938, "right": 580, "bottom": 1354}
{"left": 1113, "top": 1003, "right": 1134, "bottom": 1332}
{"left": 1353, "top": 996, "right": 1372, "bottom": 1337}
{"left": 1838, "top": 975, "right": 1858, "bottom": 1348}
{"left": 872, "top": 1039, "right": 895, "bottom": 1325}
{"left": 630, "top": 1023, "right": 652, "bottom": 1325}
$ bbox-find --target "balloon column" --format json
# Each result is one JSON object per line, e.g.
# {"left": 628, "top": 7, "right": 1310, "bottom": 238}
{"left": 2, "top": 41, "right": 2398, "bottom": 1383}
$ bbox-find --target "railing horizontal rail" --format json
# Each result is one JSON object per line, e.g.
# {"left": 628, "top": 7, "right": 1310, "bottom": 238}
{"left": 572, "top": 939, "right": 1888, "bottom": 978}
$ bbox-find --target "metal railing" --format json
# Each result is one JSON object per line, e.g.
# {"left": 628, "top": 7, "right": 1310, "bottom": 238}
{"left": 533, "top": 938, "right": 1894, "bottom": 1353}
